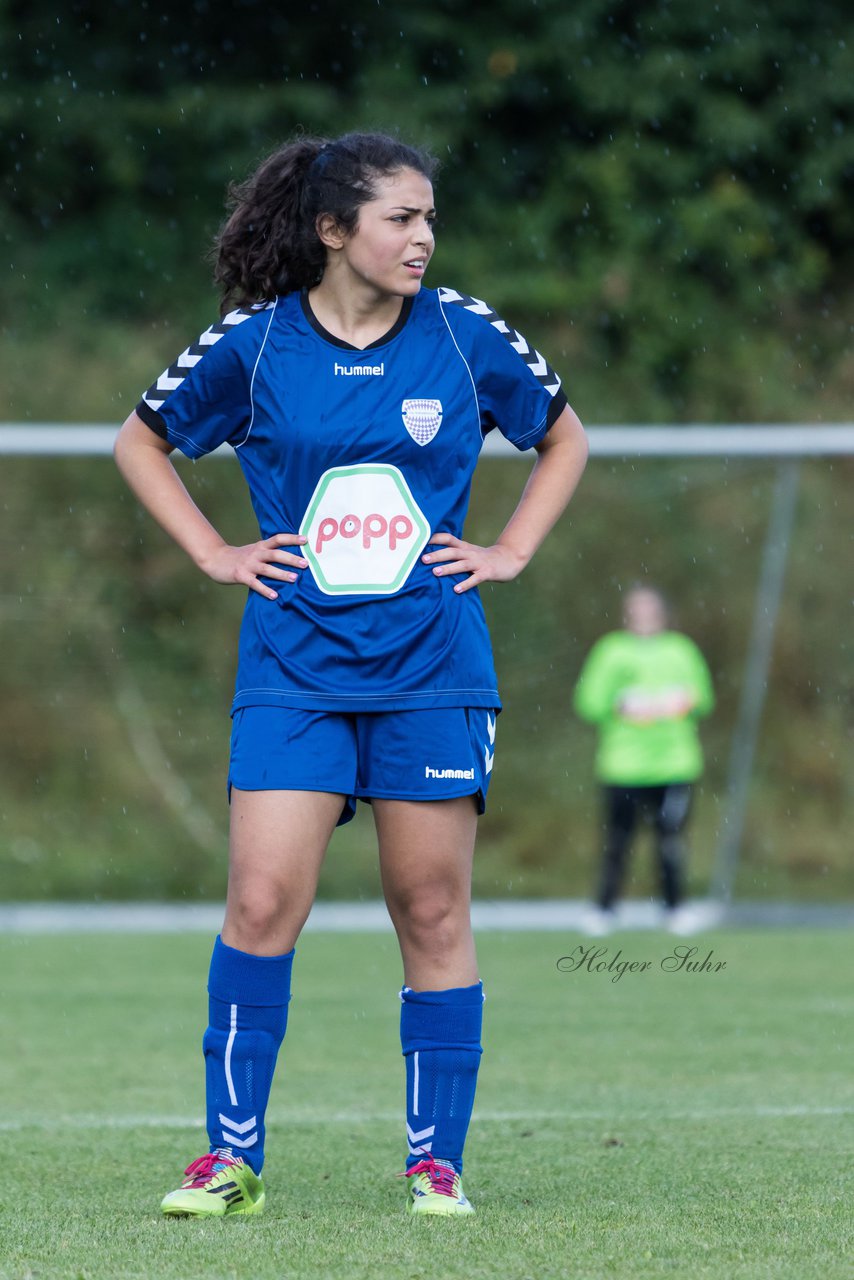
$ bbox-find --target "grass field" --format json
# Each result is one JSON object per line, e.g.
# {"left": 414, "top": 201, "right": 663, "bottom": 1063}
{"left": 1, "top": 927, "right": 851, "bottom": 1280}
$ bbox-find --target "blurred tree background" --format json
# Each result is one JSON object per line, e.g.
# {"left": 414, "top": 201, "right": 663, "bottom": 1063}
{"left": 1, "top": 0, "right": 852, "bottom": 902}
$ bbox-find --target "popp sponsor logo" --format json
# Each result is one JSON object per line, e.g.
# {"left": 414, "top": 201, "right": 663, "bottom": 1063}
{"left": 299, "top": 464, "right": 430, "bottom": 596}
{"left": 314, "top": 511, "right": 414, "bottom": 555}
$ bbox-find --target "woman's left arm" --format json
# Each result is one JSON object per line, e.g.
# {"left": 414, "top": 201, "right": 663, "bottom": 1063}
{"left": 422, "top": 405, "right": 589, "bottom": 594}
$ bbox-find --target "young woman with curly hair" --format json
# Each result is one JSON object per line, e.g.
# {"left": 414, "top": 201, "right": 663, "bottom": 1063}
{"left": 114, "top": 130, "right": 588, "bottom": 1218}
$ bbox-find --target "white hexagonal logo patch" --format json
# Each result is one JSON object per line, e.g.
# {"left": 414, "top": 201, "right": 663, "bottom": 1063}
{"left": 300, "top": 464, "right": 430, "bottom": 596}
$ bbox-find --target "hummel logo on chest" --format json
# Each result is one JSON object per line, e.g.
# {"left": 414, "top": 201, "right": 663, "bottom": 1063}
{"left": 334, "top": 362, "right": 385, "bottom": 376}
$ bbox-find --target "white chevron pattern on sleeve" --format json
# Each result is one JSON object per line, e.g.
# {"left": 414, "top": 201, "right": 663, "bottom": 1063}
{"left": 437, "top": 287, "right": 562, "bottom": 397}
{"left": 141, "top": 302, "right": 274, "bottom": 414}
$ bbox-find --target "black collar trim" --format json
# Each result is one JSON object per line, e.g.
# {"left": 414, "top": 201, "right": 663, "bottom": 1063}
{"left": 300, "top": 290, "right": 414, "bottom": 351}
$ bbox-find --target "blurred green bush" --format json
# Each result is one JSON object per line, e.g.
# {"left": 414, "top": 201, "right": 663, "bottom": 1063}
{"left": 3, "top": 0, "right": 854, "bottom": 424}
{"left": 1, "top": 0, "right": 852, "bottom": 900}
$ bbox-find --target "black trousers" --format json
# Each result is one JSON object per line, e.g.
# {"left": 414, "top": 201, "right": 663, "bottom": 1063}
{"left": 596, "top": 783, "right": 693, "bottom": 911}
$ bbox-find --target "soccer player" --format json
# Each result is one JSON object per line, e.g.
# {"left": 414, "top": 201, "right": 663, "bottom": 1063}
{"left": 114, "top": 131, "right": 588, "bottom": 1217}
{"left": 573, "top": 585, "right": 715, "bottom": 933}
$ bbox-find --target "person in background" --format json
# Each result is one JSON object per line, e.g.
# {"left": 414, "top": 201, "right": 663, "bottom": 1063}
{"left": 573, "top": 585, "right": 714, "bottom": 933}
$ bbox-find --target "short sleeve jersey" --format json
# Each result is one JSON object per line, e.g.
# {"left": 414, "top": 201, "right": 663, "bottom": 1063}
{"left": 136, "top": 286, "right": 567, "bottom": 715}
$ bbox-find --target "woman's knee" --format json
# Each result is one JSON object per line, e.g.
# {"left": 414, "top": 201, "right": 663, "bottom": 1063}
{"left": 390, "top": 888, "right": 469, "bottom": 945}
{"left": 223, "top": 882, "right": 302, "bottom": 951}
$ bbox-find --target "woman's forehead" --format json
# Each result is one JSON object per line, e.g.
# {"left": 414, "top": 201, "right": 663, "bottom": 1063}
{"left": 369, "top": 168, "right": 434, "bottom": 208}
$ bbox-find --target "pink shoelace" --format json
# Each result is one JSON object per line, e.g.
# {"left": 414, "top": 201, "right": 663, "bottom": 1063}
{"left": 182, "top": 1152, "right": 236, "bottom": 1187}
{"left": 402, "top": 1154, "right": 458, "bottom": 1197}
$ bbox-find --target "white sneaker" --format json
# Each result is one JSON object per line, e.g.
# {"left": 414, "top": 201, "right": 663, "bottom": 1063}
{"left": 666, "top": 901, "right": 724, "bottom": 936}
{"left": 579, "top": 906, "right": 617, "bottom": 936}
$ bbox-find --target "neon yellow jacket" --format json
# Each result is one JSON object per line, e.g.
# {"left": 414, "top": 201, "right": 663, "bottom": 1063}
{"left": 573, "top": 630, "right": 714, "bottom": 785}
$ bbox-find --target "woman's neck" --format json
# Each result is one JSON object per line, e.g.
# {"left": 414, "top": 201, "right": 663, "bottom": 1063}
{"left": 307, "top": 279, "right": 405, "bottom": 351}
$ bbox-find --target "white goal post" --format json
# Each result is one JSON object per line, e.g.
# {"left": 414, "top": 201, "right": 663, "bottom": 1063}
{"left": 4, "top": 422, "right": 853, "bottom": 901}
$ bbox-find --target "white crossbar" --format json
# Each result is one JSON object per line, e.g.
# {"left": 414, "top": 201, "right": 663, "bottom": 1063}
{"left": 1, "top": 424, "right": 853, "bottom": 457}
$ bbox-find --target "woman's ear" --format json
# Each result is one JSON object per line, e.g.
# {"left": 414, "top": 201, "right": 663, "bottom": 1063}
{"left": 316, "top": 213, "right": 347, "bottom": 251}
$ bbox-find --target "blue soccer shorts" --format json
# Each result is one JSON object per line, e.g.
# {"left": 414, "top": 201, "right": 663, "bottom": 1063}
{"left": 228, "top": 706, "right": 498, "bottom": 825}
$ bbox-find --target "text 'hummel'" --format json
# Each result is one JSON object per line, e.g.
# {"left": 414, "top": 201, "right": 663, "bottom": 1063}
{"left": 334, "top": 362, "right": 385, "bottom": 376}
{"left": 425, "top": 766, "right": 475, "bottom": 780}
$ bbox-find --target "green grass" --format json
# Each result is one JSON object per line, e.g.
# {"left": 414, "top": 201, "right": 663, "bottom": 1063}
{"left": 1, "top": 928, "right": 852, "bottom": 1279}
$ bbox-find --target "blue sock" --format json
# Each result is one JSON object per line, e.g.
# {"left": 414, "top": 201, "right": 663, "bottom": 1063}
{"left": 400, "top": 981, "right": 484, "bottom": 1175}
{"left": 203, "top": 935, "right": 294, "bottom": 1175}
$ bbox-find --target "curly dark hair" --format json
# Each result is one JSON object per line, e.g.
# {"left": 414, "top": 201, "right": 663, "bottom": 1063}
{"left": 212, "top": 132, "right": 437, "bottom": 314}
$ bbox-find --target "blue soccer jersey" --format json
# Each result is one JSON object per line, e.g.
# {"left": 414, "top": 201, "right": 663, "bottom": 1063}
{"left": 136, "top": 286, "right": 567, "bottom": 714}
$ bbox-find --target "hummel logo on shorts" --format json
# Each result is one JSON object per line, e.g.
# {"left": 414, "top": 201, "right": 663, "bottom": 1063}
{"left": 425, "top": 766, "right": 476, "bottom": 780}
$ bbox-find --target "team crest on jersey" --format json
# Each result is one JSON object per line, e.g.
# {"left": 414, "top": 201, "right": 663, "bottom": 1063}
{"left": 401, "top": 399, "right": 443, "bottom": 446}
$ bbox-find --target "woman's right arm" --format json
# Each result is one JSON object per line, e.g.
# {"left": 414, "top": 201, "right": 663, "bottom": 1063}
{"left": 113, "top": 411, "right": 307, "bottom": 600}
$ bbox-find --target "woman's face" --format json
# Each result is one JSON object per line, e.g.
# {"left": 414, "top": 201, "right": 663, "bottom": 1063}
{"left": 334, "top": 167, "right": 436, "bottom": 298}
{"left": 623, "top": 589, "right": 667, "bottom": 635}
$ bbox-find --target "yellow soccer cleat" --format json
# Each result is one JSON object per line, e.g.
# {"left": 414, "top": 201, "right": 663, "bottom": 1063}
{"left": 403, "top": 1154, "right": 475, "bottom": 1216}
{"left": 161, "top": 1152, "right": 266, "bottom": 1217}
